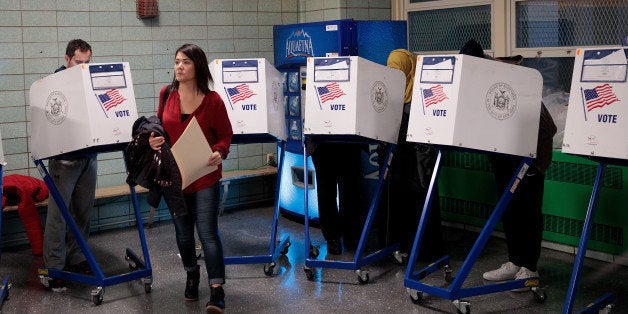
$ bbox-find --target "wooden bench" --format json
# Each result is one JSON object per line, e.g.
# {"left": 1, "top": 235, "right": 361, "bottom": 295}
{"left": 2, "top": 166, "right": 278, "bottom": 213}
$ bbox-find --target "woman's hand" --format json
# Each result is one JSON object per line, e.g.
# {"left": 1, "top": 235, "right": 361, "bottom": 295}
{"left": 207, "top": 151, "right": 222, "bottom": 167}
{"left": 149, "top": 132, "right": 165, "bottom": 151}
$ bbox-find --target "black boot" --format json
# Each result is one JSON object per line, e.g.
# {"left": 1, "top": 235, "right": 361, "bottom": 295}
{"left": 185, "top": 265, "right": 200, "bottom": 301}
{"left": 205, "top": 285, "right": 225, "bottom": 313}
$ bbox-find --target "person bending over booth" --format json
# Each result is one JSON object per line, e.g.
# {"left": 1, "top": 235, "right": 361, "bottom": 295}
{"left": 459, "top": 39, "right": 557, "bottom": 291}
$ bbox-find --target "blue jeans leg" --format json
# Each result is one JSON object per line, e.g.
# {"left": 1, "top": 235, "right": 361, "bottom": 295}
{"left": 172, "top": 183, "right": 225, "bottom": 286}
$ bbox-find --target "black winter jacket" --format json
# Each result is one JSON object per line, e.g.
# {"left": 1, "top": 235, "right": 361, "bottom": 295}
{"left": 125, "top": 115, "right": 187, "bottom": 218}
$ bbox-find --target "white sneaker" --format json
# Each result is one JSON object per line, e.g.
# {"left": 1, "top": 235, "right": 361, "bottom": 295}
{"left": 482, "top": 262, "right": 521, "bottom": 281}
{"left": 511, "top": 267, "right": 539, "bottom": 292}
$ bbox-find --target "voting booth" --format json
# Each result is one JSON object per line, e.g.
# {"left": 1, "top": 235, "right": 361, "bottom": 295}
{"left": 561, "top": 47, "right": 627, "bottom": 313}
{"left": 209, "top": 58, "right": 291, "bottom": 273}
{"left": 403, "top": 54, "right": 548, "bottom": 310}
{"left": 301, "top": 56, "right": 406, "bottom": 282}
{"left": 304, "top": 56, "right": 405, "bottom": 143}
{"left": 562, "top": 47, "right": 627, "bottom": 160}
{"left": 28, "top": 63, "right": 151, "bottom": 304}
{"left": 209, "top": 58, "right": 286, "bottom": 141}
{"left": 406, "top": 54, "right": 543, "bottom": 157}
{"left": 29, "top": 62, "right": 138, "bottom": 159}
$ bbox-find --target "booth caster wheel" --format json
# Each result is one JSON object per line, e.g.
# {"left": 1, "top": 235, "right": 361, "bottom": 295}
{"left": 532, "top": 287, "right": 547, "bottom": 303}
{"left": 125, "top": 255, "right": 137, "bottom": 270}
{"left": 309, "top": 245, "right": 319, "bottom": 259}
{"left": 280, "top": 241, "right": 291, "bottom": 255}
{"left": 406, "top": 288, "right": 424, "bottom": 304}
{"left": 142, "top": 277, "right": 152, "bottom": 293}
{"left": 453, "top": 299, "right": 471, "bottom": 314}
{"left": 356, "top": 269, "right": 369, "bottom": 284}
{"left": 263, "top": 262, "right": 276, "bottom": 276}
{"left": 600, "top": 303, "right": 614, "bottom": 314}
{"left": 392, "top": 251, "right": 407, "bottom": 265}
{"left": 91, "top": 287, "right": 104, "bottom": 305}
{"left": 443, "top": 265, "right": 454, "bottom": 283}
{"left": 304, "top": 267, "right": 314, "bottom": 280}
{"left": 1, "top": 283, "right": 12, "bottom": 301}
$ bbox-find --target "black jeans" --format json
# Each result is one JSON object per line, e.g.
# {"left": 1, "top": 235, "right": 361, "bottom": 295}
{"left": 491, "top": 156, "right": 545, "bottom": 271}
{"left": 311, "top": 143, "right": 364, "bottom": 248}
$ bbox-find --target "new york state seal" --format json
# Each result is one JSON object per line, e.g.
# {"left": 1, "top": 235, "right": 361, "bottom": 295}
{"left": 371, "top": 81, "right": 388, "bottom": 113}
{"left": 45, "top": 91, "right": 68, "bottom": 125}
{"left": 485, "top": 82, "right": 517, "bottom": 120}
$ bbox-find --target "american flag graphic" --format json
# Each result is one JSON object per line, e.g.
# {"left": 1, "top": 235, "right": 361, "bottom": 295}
{"left": 97, "top": 89, "right": 126, "bottom": 111}
{"left": 422, "top": 84, "right": 448, "bottom": 107}
{"left": 316, "top": 82, "right": 345, "bottom": 103}
{"left": 584, "top": 83, "right": 619, "bottom": 112}
{"left": 227, "top": 84, "right": 255, "bottom": 103}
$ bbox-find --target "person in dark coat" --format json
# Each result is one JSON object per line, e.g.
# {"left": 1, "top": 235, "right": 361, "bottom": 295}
{"left": 459, "top": 39, "right": 557, "bottom": 291}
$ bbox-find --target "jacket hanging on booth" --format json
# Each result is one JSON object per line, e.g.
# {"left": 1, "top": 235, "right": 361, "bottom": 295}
{"left": 1, "top": 174, "right": 49, "bottom": 255}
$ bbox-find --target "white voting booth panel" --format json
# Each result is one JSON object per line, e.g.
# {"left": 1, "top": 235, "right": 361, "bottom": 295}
{"left": 562, "top": 47, "right": 627, "bottom": 160}
{"left": 29, "top": 62, "right": 138, "bottom": 159}
{"left": 407, "top": 54, "right": 543, "bottom": 157}
{"left": 304, "top": 56, "right": 405, "bottom": 144}
{"left": 210, "top": 58, "right": 286, "bottom": 140}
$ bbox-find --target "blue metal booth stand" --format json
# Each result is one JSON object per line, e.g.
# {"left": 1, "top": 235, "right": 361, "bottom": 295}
{"left": 403, "top": 151, "right": 547, "bottom": 313}
{"left": 299, "top": 55, "right": 407, "bottom": 283}
{"left": 302, "top": 137, "right": 401, "bottom": 283}
{"left": 561, "top": 158, "right": 622, "bottom": 314}
{"left": 222, "top": 135, "right": 291, "bottom": 276}
{"left": 0, "top": 161, "right": 11, "bottom": 308}
{"left": 34, "top": 149, "right": 152, "bottom": 305}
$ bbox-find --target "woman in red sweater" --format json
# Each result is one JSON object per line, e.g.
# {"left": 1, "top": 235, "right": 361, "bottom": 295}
{"left": 150, "top": 43, "right": 233, "bottom": 313}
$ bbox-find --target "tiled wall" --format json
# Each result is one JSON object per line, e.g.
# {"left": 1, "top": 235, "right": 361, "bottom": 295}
{"left": 0, "top": 0, "right": 390, "bottom": 188}
{"left": 298, "top": 0, "right": 391, "bottom": 22}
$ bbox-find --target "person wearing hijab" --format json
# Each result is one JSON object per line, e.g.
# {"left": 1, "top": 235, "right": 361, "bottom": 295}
{"left": 377, "top": 49, "right": 442, "bottom": 261}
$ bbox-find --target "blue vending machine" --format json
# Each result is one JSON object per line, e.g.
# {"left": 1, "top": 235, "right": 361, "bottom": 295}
{"left": 273, "top": 19, "right": 407, "bottom": 221}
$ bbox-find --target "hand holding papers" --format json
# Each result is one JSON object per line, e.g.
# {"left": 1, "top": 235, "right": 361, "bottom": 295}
{"left": 171, "top": 116, "right": 217, "bottom": 189}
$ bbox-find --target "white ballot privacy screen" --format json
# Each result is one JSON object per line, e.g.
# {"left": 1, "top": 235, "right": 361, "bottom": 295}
{"left": 406, "top": 54, "right": 543, "bottom": 157}
{"left": 29, "top": 62, "right": 138, "bottom": 159}
{"left": 562, "top": 47, "right": 627, "bottom": 160}
{"left": 209, "top": 58, "right": 286, "bottom": 141}
{"left": 304, "top": 56, "right": 405, "bottom": 144}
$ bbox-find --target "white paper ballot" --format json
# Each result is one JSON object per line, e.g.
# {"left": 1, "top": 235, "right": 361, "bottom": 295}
{"left": 171, "top": 116, "right": 217, "bottom": 189}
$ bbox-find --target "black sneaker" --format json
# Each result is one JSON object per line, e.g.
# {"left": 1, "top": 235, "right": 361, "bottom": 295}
{"left": 65, "top": 261, "right": 93, "bottom": 275}
{"left": 327, "top": 239, "right": 342, "bottom": 255}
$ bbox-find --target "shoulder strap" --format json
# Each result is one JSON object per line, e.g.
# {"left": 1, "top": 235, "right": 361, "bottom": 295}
{"left": 158, "top": 84, "right": 172, "bottom": 118}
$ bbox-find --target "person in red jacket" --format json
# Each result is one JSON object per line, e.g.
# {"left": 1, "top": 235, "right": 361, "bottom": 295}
{"left": 149, "top": 43, "right": 233, "bottom": 313}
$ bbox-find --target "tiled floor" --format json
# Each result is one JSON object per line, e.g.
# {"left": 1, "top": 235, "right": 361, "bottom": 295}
{"left": 0, "top": 204, "right": 625, "bottom": 313}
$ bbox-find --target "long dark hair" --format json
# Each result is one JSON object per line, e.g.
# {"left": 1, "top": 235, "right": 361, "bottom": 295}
{"left": 171, "top": 43, "right": 212, "bottom": 94}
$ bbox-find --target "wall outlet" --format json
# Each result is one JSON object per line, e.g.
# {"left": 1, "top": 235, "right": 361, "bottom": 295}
{"left": 266, "top": 153, "right": 273, "bottom": 165}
